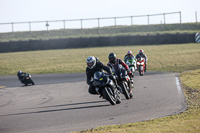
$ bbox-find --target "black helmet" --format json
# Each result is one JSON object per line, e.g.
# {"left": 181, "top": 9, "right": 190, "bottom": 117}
{"left": 108, "top": 53, "right": 116, "bottom": 63}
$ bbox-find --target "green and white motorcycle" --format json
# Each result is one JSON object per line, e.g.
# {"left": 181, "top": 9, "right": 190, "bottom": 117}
{"left": 125, "top": 56, "right": 137, "bottom": 75}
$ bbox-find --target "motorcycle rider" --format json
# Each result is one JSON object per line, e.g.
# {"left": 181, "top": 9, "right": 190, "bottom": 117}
{"left": 107, "top": 53, "right": 133, "bottom": 78}
{"left": 17, "top": 70, "right": 34, "bottom": 85}
{"left": 136, "top": 49, "right": 148, "bottom": 72}
{"left": 107, "top": 53, "right": 134, "bottom": 89}
{"left": 86, "top": 56, "right": 119, "bottom": 95}
{"left": 124, "top": 50, "right": 135, "bottom": 62}
{"left": 124, "top": 50, "right": 137, "bottom": 72}
{"left": 17, "top": 70, "right": 26, "bottom": 81}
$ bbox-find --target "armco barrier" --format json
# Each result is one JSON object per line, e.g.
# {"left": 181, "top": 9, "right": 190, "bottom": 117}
{"left": 0, "top": 33, "right": 196, "bottom": 53}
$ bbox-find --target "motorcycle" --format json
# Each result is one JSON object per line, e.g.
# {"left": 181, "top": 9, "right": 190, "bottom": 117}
{"left": 125, "top": 56, "right": 137, "bottom": 75}
{"left": 136, "top": 57, "right": 146, "bottom": 76}
{"left": 93, "top": 71, "right": 121, "bottom": 105}
{"left": 110, "top": 64, "right": 133, "bottom": 99}
{"left": 18, "top": 73, "right": 35, "bottom": 86}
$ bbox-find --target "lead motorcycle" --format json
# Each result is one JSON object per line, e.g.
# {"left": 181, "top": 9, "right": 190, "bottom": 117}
{"left": 136, "top": 57, "right": 146, "bottom": 76}
{"left": 108, "top": 64, "right": 133, "bottom": 99}
{"left": 93, "top": 71, "right": 121, "bottom": 105}
{"left": 18, "top": 73, "right": 35, "bottom": 86}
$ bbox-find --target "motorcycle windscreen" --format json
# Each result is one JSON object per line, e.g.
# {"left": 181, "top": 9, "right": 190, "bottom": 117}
{"left": 127, "top": 57, "right": 134, "bottom": 63}
{"left": 94, "top": 71, "right": 103, "bottom": 80}
{"left": 93, "top": 72, "right": 108, "bottom": 87}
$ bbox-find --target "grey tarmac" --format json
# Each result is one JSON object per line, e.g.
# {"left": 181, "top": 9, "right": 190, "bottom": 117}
{"left": 0, "top": 72, "right": 187, "bottom": 133}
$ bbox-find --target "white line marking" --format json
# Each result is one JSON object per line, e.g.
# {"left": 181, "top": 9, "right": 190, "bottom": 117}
{"left": 175, "top": 77, "right": 183, "bottom": 97}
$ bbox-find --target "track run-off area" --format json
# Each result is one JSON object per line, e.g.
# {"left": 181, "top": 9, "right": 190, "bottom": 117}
{"left": 0, "top": 72, "right": 187, "bottom": 133}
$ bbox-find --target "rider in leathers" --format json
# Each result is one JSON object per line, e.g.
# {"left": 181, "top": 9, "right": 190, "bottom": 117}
{"left": 86, "top": 56, "right": 118, "bottom": 95}
{"left": 107, "top": 53, "right": 133, "bottom": 78}
{"left": 136, "top": 49, "right": 148, "bottom": 72}
{"left": 17, "top": 70, "right": 26, "bottom": 81}
{"left": 107, "top": 53, "right": 134, "bottom": 89}
{"left": 124, "top": 50, "right": 135, "bottom": 63}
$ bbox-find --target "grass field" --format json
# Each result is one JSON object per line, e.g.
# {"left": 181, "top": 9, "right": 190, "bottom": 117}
{"left": 0, "top": 23, "right": 200, "bottom": 42}
{"left": 0, "top": 43, "right": 200, "bottom": 75}
{"left": 73, "top": 69, "right": 200, "bottom": 133}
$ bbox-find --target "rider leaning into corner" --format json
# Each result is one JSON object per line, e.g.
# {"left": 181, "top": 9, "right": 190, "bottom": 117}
{"left": 17, "top": 70, "right": 26, "bottom": 80}
{"left": 86, "top": 56, "right": 119, "bottom": 95}
{"left": 135, "top": 49, "right": 148, "bottom": 72}
{"left": 107, "top": 53, "right": 133, "bottom": 80}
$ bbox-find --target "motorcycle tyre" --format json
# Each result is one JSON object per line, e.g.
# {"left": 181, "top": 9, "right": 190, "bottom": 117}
{"left": 103, "top": 87, "right": 116, "bottom": 105}
{"left": 139, "top": 66, "right": 144, "bottom": 76}
{"left": 120, "top": 81, "right": 130, "bottom": 99}
{"left": 116, "top": 90, "right": 121, "bottom": 104}
{"left": 30, "top": 79, "right": 35, "bottom": 85}
{"left": 129, "top": 90, "right": 133, "bottom": 98}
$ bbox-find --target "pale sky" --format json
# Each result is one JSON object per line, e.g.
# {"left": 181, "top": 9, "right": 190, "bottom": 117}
{"left": 0, "top": 0, "right": 199, "bottom": 32}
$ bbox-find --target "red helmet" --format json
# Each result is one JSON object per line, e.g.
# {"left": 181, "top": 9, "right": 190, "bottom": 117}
{"left": 139, "top": 49, "right": 144, "bottom": 55}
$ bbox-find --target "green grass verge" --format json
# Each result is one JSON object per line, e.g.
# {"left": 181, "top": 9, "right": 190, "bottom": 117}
{"left": 72, "top": 69, "right": 200, "bottom": 133}
{"left": 0, "top": 43, "right": 200, "bottom": 75}
{"left": 0, "top": 23, "right": 200, "bottom": 42}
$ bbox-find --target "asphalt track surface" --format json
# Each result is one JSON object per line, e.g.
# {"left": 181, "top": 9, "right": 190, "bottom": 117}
{"left": 0, "top": 72, "right": 187, "bottom": 133}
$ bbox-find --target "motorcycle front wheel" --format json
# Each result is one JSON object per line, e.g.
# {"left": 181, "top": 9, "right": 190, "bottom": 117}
{"left": 120, "top": 81, "right": 130, "bottom": 99}
{"left": 30, "top": 79, "right": 35, "bottom": 85}
{"left": 139, "top": 66, "right": 144, "bottom": 76}
{"left": 116, "top": 90, "right": 121, "bottom": 104}
{"left": 103, "top": 87, "right": 116, "bottom": 105}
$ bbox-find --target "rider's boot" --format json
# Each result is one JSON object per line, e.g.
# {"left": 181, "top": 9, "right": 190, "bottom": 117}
{"left": 116, "top": 84, "right": 123, "bottom": 93}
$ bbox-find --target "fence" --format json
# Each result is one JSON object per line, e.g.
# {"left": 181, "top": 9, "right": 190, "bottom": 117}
{"left": 0, "top": 11, "right": 198, "bottom": 33}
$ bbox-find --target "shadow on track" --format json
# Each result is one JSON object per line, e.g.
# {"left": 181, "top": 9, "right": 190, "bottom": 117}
{"left": 1, "top": 100, "right": 110, "bottom": 117}
{"left": 28, "top": 100, "right": 108, "bottom": 109}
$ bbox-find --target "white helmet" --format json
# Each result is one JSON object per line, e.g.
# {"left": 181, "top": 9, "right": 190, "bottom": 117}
{"left": 86, "top": 56, "right": 96, "bottom": 69}
{"left": 18, "top": 70, "right": 22, "bottom": 74}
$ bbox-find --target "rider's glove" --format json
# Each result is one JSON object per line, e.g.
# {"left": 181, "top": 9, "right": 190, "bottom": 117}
{"left": 128, "top": 72, "right": 132, "bottom": 77}
{"left": 127, "top": 69, "right": 131, "bottom": 73}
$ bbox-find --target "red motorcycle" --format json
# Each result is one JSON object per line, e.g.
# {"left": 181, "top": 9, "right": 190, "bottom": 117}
{"left": 136, "top": 57, "right": 146, "bottom": 76}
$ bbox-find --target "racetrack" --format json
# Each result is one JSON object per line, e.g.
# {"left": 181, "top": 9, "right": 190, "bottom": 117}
{"left": 0, "top": 72, "right": 187, "bottom": 133}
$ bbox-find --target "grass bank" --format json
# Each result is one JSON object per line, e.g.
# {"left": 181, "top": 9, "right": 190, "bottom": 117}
{"left": 0, "top": 23, "right": 200, "bottom": 42}
{"left": 72, "top": 69, "right": 200, "bottom": 133}
{"left": 0, "top": 43, "right": 200, "bottom": 75}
